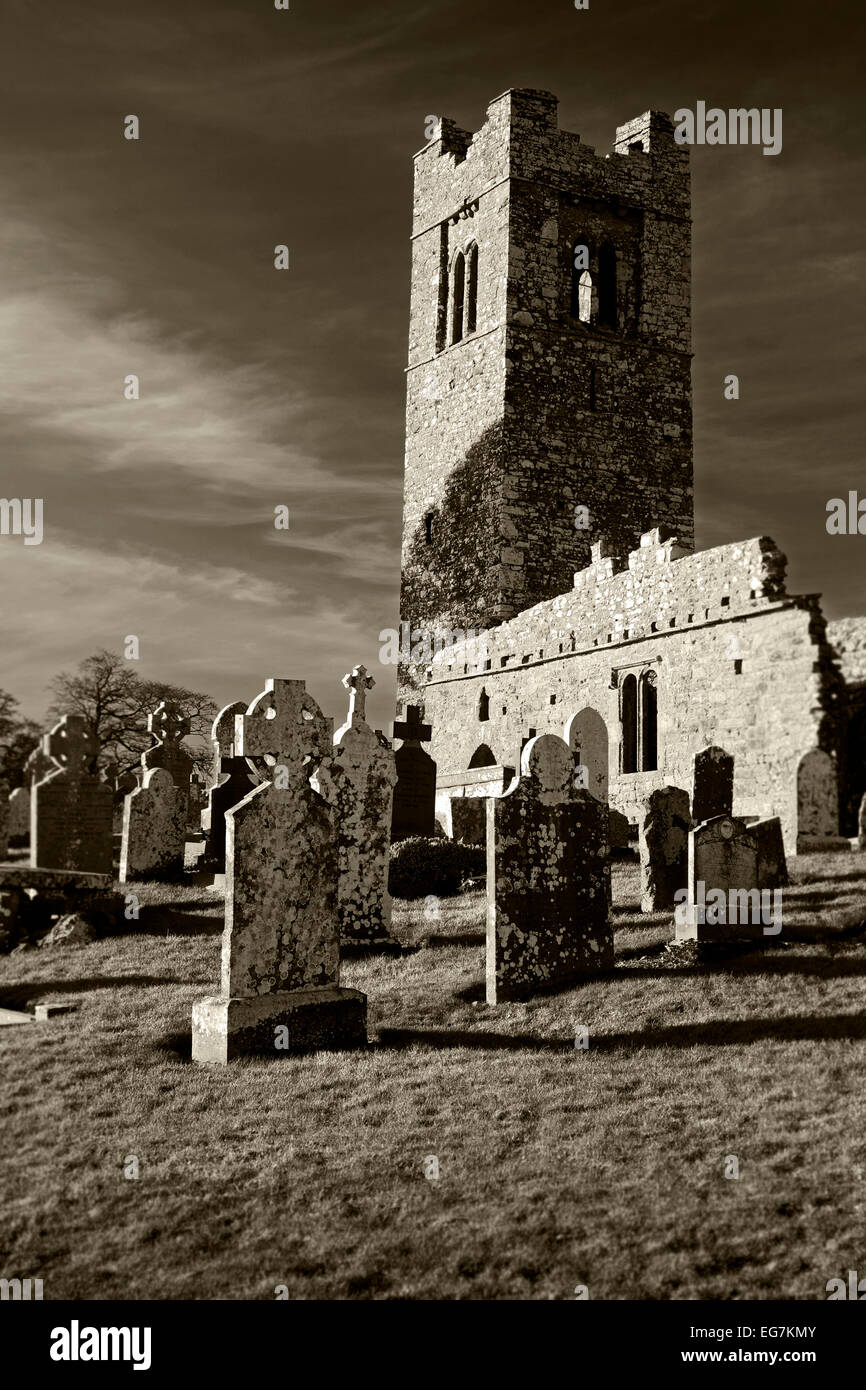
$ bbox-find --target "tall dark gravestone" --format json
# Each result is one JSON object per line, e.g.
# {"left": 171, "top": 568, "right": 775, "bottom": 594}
{"left": 390, "top": 705, "right": 436, "bottom": 841}
{"left": 200, "top": 701, "right": 259, "bottom": 877}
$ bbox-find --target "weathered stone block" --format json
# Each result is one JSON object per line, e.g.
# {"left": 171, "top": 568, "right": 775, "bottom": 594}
{"left": 191, "top": 987, "right": 367, "bottom": 1065}
{"left": 639, "top": 785, "right": 689, "bottom": 912}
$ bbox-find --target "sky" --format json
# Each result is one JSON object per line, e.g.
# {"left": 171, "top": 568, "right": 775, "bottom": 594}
{"left": 0, "top": 0, "right": 863, "bottom": 734}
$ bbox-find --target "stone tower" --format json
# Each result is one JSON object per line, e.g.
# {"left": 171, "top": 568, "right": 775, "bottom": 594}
{"left": 400, "top": 89, "right": 694, "bottom": 685}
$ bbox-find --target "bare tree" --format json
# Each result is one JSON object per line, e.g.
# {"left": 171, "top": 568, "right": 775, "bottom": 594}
{"left": 0, "top": 688, "right": 41, "bottom": 789}
{"left": 46, "top": 650, "right": 217, "bottom": 779}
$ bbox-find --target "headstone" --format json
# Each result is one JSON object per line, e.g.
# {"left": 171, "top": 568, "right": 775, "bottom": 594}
{"left": 143, "top": 702, "right": 193, "bottom": 817}
{"left": 25, "top": 744, "right": 54, "bottom": 786}
{"left": 859, "top": 791, "right": 866, "bottom": 852}
{"left": 113, "top": 768, "right": 141, "bottom": 833}
{"left": 191, "top": 678, "right": 367, "bottom": 1064}
{"left": 0, "top": 785, "right": 8, "bottom": 860}
{"left": 8, "top": 786, "right": 30, "bottom": 843}
{"left": 451, "top": 798, "right": 486, "bottom": 845}
{"left": 639, "top": 786, "right": 690, "bottom": 912}
{"left": 31, "top": 716, "right": 113, "bottom": 875}
{"left": 609, "top": 807, "right": 631, "bottom": 850}
{"left": 796, "top": 747, "right": 844, "bottom": 851}
{"left": 200, "top": 701, "right": 259, "bottom": 876}
{"left": 676, "top": 814, "right": 786, "bottom": 943}
{"left": 486, "top": 734, "right": 612, "bottom": 1004}
{"left": 391, "top": 704, "right": 436, "bottom": 841}
{"left": 692, "top": 745, "right": 734, "bottom": 823}
{"left": 119, "top": 768, "right": 186, "bottom": 882}
{"left": 753, "top": 817, "right": 788, "bottom": 888}
{"left": 565, "top": 706, "right": 609, "bottom": 802}
{"left": 315, "top": 666, "right": 398, "bottom": 946}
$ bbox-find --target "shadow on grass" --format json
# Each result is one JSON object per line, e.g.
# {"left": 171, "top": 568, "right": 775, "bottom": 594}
{"left": 113, "top": 907, "right": 224, "bottom": 938}
{"left": 421, "top": 932, "right": 486, "bottom": 948}
{"left": 615, "top": 952, "right": 866, "bottom": 979}
{"left": 378, "top": 1011, "right": 866, "bottom": 1053}
{"left": 0, "top": 975, "right": 183, "bottom": 1008}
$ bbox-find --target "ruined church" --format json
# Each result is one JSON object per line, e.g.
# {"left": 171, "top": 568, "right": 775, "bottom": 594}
{"left": 397, "top": 88, "right": 865, "bottom": 855}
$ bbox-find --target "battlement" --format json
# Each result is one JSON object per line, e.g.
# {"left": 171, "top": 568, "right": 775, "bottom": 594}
{"left": 412, "top": 90, "right": 689, "bottom": 238}
{"left": 427, "top": 531, "right": 792, "bottom": 683}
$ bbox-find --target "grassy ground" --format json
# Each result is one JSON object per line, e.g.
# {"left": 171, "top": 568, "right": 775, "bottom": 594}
{"left": 2, "top": 852, "right": 866, "bottom": 1301}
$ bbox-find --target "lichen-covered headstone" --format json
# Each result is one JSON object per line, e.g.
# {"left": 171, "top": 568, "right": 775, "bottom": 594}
{"left": 485, "top": 733, "right": 612, "bottom": 1004}
{"left": 200, "top": 700, "right": 258, "bottom": 876}
{"left": 692, "top": 745, "right": 734, "bottom": 823}
{"left": 31, "top": 716, "right": 113, "bottom": 875}
{"left": 639, "top": 785, "right": 690, "bottom": 912}
{"left": 390, "top": 704, "right": 436, "bottom": 841}
{"left": 315, "top": 667, "right": 398, "bottom": 946}
{"left": 191, "top": 678, "right": 367, "bottom": 1063}
{"left": 859, "top": 792, "right": 866, "bottom": 852}
{"left": 119, "top": 768, "right": 186, "bottom": 882}
{"left": 677, "top": 814, "right": 786, "bottom": 943}
{"left": 8, "top": 786, "right": 30, "bottom": 844}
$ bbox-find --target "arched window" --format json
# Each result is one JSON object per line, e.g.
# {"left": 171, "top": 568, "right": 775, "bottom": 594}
{"left": 477, "top": 688, "right": 489, "bottom": 722}
{"left": 424, "top": 512, "right": 435, "bottom": 545}
{"left": 570, "top": 240, "right": 590, "bottom": 318}
{"left": 465, "top": 243, "right": 478, "bottom": 334}
{"left": 468, "top": 742, "right": 496, "bottom": 768}
{"left": 621, "top": 674, "right": 638, "bottom": 774}
{"left": 576, "top": 270, "right": 593, "bottom": 323}
{"left": 597, "top": 243, "right": 617, "bottom": 328}
{"left": 451, "top": 251, "right": 465, "bottom": 344}
{"left": 640, "top": 670, "right": 658, "bottom": 771}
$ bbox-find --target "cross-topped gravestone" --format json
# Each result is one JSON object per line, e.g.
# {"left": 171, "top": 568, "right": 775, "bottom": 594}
{"left": 315, "top": 668, "right": 398, "bottom": 948}
{"left": 142, "top": 700, "right": 193, "bottom": 821}
{"left": 31, "top": 715, "right": 113, "bottom": 874}
{"left": 390, "top": 703, "right": 436, "bottom": 841}
{"left": 392, "top": 704, "right": 432, "bottom": 743}
{"left": 343, "top": 664, "right": 375, "bottom": 722}
{"left": 144, "top": 701, "right": 192, "bottom": 779}
{"left": 191, "top": 678, "right": 367, "bottom": 1064}
{"left": 25, "top": 744, "right": 54, "bottom": 786}
{"left": 200, "top": 700, "right": 259, "bottom": 878}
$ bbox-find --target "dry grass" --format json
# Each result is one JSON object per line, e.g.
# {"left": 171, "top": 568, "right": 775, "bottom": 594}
{"left": 2, "top": 853, "right": 866, "bottom": 1300}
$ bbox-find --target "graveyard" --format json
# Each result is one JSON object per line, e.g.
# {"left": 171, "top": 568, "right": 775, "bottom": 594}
{"left": 2, "top": 846, "right": 865, "bottom": 1300}
{"left": 0, "top": 23, "right": 862, "bottom": 1322}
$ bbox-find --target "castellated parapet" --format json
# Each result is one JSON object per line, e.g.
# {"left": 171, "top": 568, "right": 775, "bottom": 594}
{"left": 401, "top": 89, "right": 694, "bottom": 694}
{"left": 419, "top": 529, "right": 844, "bottom": 855}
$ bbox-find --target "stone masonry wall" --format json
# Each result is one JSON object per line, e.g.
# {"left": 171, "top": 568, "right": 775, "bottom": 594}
{"left": 419, "top": 532, "right": 844, "bottom": 855}
{"left": 400, "top": 91, "right": 694, "bottom": 701}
